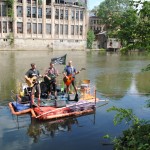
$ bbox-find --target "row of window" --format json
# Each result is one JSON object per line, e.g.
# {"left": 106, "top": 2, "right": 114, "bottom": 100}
{"left": 90, "top": 26, "right": 101, "bottom": 31}
{"left": 17, "top": 0, "right": 86, "bottom": 7}
{"left": 0, "top": 5, "right": 84, "bottom": 21}
{"left": 0, "top": 21, "right": 83, "bottom": 35}
{"left": 90, "top": 19, "right": 101, "bottom": 25}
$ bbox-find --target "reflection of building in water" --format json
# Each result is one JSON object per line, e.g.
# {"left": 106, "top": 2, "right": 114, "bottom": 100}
{"left": 0, "top": 0, "right": 88, "bottom": 50}
{"left": 27, "top": 117, "right": 79, "bottom": 143}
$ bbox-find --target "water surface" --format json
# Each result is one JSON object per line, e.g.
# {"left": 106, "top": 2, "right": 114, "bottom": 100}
{"left": 0, "top": 51, "right": 150, "bottom": 150}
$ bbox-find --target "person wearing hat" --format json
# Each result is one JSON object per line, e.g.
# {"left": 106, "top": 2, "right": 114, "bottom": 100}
{"left": 44, "top": 62, "right": 59, "bottom": 99}
{"left": 25, "top": 63, "right": 42, "bottom": 105}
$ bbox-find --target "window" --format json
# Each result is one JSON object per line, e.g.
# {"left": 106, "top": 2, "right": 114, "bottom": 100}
{"left": 60, "top": 9, "right": 63, "bottom": 19}
{"left": 76, "top": 10, "right": 79, "bottom": 21}
{"left": 2, "top": 5, "right": 7, "bottom": 17}
{"left": 17, "top": 0, "right": 22, "bottom": 3}
{"left": 32, "top": 7, "right": 37, "bottom": 18}
{"left": 60, "top": 24, "right": 63, "bottom": 35}
{"left": 9, "top": 22, "right": 13, "bottom": 32}
{"left": 55, "top": 9, "right": 59, "bottom": 19}
{"left": 38, "top": 8, "right": 42, "bottom": 18}
{"left": 71, "top": 25, "right": 74, "bottom": 35}
{"left": 80, "top": 25, "right": 83, "bottom": 35}
{"left": 17, "top": 6, "right": 23, "bottom": 17}
{"left": 46, "top": 0, "right": 51, "bottom": 5}
{"left": 71, "top": 10, "right": 75, "bottom": 20}
{"left": 27, "top": 23, "right": 31, "bottom": 34}
{"left": 55, "top": 0, "right": 65, "bottom": 4}
{"left": 0, "top": 22, "right": 1, "bottom": 33}
{"left": 38, "top": 23, "right": 42, "bottom": 34}
{"left": 3, "top": 22, "right": 7, "bottom": 33}
{"left": 27, "top": 7, "right": 31, "bottom": 17}
{"left": 46, "top": 8, "right": 51, "bottom": 19}
{"left": 27, "top": 0, "right": 31, "bottom": 4}
{"left": 17, "top": 22, "right": 23, "bottom": 33}
{"left": 64, "top": 24, "right": 68, "bottom": 35}
{"left": 65, "top": 10, "right": 68, "bottom": 20}
{"left": 80, "top": 11, "right": 83, "bottom": 21}
{"left": 46, "top": 24, "right": 51, "bottom": 34}
{"left": 33, "top": 23, "right": 37, "bottom": 34}
{"left": 75, "top": 25, "right": 79, "bottom": 35}
{"left": 0, "top": 5, "right": 1, "bottom": 16}
{"left": 32, "top": 0, "right": 37, "bottom": 5}
{"left": 55, "top": 24, "right": 59, "bottom": 35}
{"left": 55, "top": 0, "right": 59, "bottom": 3}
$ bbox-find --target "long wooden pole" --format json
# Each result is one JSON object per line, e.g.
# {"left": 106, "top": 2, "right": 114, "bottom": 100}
{"left": 36, "top": 101, "right": 95, "bottom": 119}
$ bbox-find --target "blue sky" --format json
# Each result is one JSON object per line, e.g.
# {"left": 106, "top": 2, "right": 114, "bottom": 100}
{"left": 88, "top": 0, "right": 104, "bottom": 10}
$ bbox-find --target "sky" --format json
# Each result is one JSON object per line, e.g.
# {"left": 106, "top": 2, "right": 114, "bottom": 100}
{"left": 88, "top": 0, "right": 104, "bottom": 10}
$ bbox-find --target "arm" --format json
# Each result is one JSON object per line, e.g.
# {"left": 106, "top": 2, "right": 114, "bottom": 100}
{"left": 63, "top": 67, "right": 68, "bottom": 79}
{"left": 43, "top": 69, "right": 51, "bottom": 80}
{"left": 74, "top": 68, "right": 80, "bottom": 75}
{"left": 25, "top": 71, "right": 31, "bottom": 82}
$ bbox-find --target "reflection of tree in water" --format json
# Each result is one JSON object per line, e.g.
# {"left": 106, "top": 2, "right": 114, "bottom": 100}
{"left": 136, "top": 72, "right": 150, "bottom": 94}
{"left": 27, "top": 117, "right": 78, "bottom": 143}
{"left": 96, "top": 73, "right": 132, "bottom": 99}
{"left": 27, "top": 123, "right": 42, "bottom": 143}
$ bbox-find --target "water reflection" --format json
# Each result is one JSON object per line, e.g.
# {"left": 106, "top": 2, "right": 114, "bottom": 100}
{"left": 96, "top": 73, "right": 132, "bottom": 99}
{"left": 136, "top": 72, "right": 150, "bottom": 94}
{"left": 0, "top": 52, "right": 17, "bottom": 101}
{"left": 27, "top": 117, "right": 83, "bottom": 143}
{"left": 1, "top": 51, "right": 150, "bottom": 102}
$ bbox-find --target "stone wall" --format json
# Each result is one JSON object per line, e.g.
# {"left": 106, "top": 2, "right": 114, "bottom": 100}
{"left": 0, "top": 38, "right": 86, "bottom": 51}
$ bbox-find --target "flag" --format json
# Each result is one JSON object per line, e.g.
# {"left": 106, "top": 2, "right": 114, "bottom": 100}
{"left": 51, "top": 54, "right": 67, "bottom": 65}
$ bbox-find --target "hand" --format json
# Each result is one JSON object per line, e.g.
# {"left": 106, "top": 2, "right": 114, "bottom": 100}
{"left": 65, "top": 76, "right": 69, "bottom": 79}
{"left": 29, "top": 80, "right": 32, "bottom": 84}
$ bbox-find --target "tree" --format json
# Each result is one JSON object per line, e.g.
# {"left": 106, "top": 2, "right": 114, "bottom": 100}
{"left": 5, "top": 0, "right": 14, "bottom": 18}
{"left": 87, "top": 30, "right": 95, "bottom": 49}
{"left": 134, "top": 1, "right": 150, "bottom": 51}
{"left": 97, "top": 0, "right": 131, "bottom": 31}
{"left": 104, "top": 106, "right": 150, "bottom": 149}
{"left": 97, "top": 0, "right": 150, "bottom": 52}
{"left": 117, "top": 9, "right": 138, "bottom": 48}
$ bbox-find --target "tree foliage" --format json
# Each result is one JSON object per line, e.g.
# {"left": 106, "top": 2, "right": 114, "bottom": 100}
{"left": 87, "top": 30, "right": 95, "bottom": 49}
{"left": 105, "top": 106, "right": 150, "bottom": 149}
{"left": 97, "top": 0, "right": 131, "bottom": 31}
{"left": 5, "top": 0, "right": 14, "bottom": 18}
{"left": 134, "top": 1, "right": 150, "bottom": 51}
{"left": 97, "top": 0, "right": 150, "bottom": 52}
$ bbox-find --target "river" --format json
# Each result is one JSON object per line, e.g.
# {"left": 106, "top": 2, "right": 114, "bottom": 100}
{"left": 0, "top": 50, "right": 150, "bottom": 150}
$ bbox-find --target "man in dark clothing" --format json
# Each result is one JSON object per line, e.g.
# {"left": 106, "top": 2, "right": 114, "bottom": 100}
{"left": 44, "top": 62, "right": 59, "bottom": 99}
{"left": 25, "top": 63, "right": 42, "bottom": 105}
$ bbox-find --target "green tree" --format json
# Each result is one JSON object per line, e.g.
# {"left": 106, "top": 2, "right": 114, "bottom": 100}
{"left": 104, "top": 106, "right": 150, "bottom": 149}
{"left": 97, "top": 0, "right": 131, "bottom": 31}
{"left": 134, "top": 1, "right": 150, "bottom": 51}
{"left": 5, "top": 0, "right": 14, "bottom": 18}
{"left": 117, "top": 9, "right": 138, "bottom": 49}
{"left": 87, "top": 30, "right": 95, "bottom": 49}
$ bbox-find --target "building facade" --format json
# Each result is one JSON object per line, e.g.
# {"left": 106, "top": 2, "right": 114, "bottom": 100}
{"left": 0, "top": 0, "right": 88, "bottom": 50}
{"left": 88, "top": 12, "right": 106, "bottom": 49}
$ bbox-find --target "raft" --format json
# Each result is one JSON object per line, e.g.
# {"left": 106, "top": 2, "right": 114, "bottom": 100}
{"left": 9, "top": 80, "right": 99, "bottom": 120}
{"left": 32, "top": 100, "right": 96, "bottom": 120}
{"left": 8, "top": 102, "right": 32, "bottom": 116}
